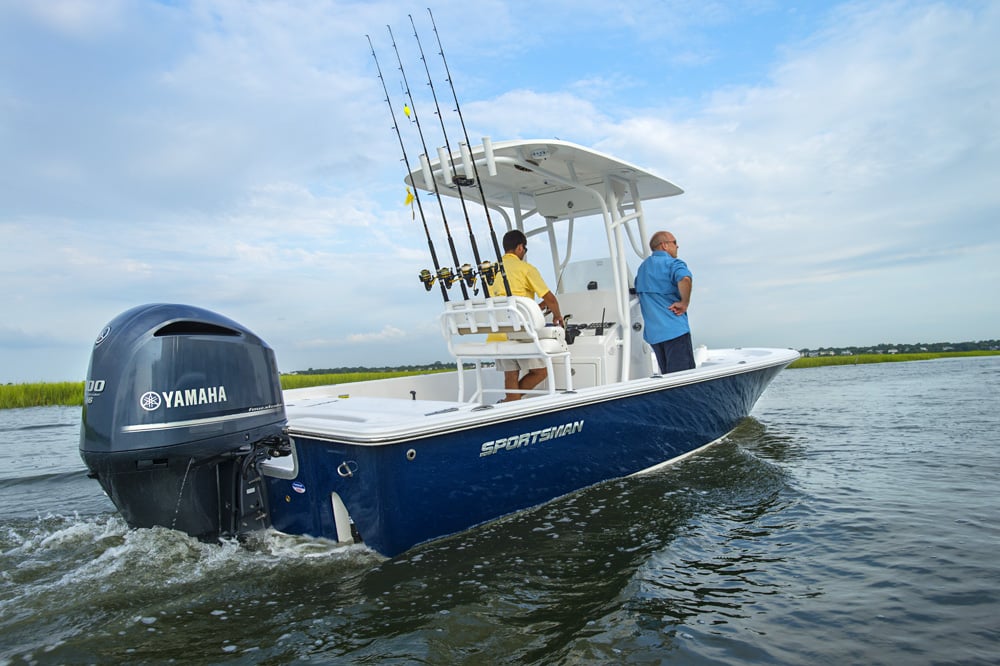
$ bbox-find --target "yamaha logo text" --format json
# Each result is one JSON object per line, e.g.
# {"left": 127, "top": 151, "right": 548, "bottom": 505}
{"left": 139, "top": 385, "right": 228, "bottom": 411}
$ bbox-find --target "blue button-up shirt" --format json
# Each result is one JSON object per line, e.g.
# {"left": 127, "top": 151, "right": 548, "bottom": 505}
{"left": 635, "top": 251, "right": 692, "bottom": 345}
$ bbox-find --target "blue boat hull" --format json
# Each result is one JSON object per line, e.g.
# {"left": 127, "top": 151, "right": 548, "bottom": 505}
{"left": 264, "top": 362, "right": 785, "bottom": 557}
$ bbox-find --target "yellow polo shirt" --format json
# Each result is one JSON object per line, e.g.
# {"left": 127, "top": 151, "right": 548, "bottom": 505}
{"left": 487, "top": 253, "right": 550, "bottom": 299}
{"left": 485, "top": 253, "right": 550, "bottom": 342}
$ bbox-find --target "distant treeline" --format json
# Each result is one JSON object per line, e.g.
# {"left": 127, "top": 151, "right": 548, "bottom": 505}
{"left": 802, "top": 339, "right": 999, "bottom": 355}
{"left": 789, "top": 350, "right": 999, "bottom": 369}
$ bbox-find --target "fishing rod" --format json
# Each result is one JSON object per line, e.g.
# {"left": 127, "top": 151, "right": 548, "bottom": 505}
{"left": 409, "top": 13, "right": 490, "bottom": 295}
{"left": 366, "top": 34, "right": 450, "bottom": 301}
{"left": 388, "top": 25, "right": 471, "bottom": 300}
{"left": 427, "top": 7, "right": 512, "bottom": 298}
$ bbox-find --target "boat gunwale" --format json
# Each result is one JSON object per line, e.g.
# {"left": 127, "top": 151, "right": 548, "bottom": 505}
{"left": 282, "top": 347, "right": 798, "bottom": 446}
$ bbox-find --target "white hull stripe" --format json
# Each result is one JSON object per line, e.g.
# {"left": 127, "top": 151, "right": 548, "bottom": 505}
{"left": 121, "top": 406, "right": 283, "bottom": 433}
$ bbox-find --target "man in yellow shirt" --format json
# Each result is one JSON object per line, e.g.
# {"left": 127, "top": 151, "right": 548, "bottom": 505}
{"left": 487, "top": 230, "right": 565, "bottom": 401}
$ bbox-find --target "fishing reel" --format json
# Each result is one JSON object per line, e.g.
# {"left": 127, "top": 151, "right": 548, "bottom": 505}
{"left": 437, "top": 266, "right": 459, "bottom": 289}
{"left": 420, "top": 265, "right": 482, "bottom": 294}
{"left": 418, "top": 269, "right": 436, "bottom": 291}
{"left": 420, "top": 267, "right": 463, "bottom": 290}
{"left": 479, "top": 261, "right": 500, "bottom": 287}
{"left": 458, "top": 264, "right": 477, "bottom": 291}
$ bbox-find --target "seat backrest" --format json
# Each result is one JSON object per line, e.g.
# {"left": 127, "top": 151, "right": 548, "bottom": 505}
{"left": 509, "top": 296, "right": 545, "bottom": 330}
{"left": 442, "top": 296, "right": 544, "bottom": 337}
{"left": 506, "top": 296, "right": 548, "bottom": 340}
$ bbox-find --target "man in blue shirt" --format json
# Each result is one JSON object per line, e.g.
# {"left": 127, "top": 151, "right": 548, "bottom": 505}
{"left": 635, "top": 231, "right": 695, "bottom": 373}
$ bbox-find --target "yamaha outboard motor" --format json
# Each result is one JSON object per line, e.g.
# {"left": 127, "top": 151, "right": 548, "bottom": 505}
{"left": 80, "top": 304, "right": 291, "bottom": 541}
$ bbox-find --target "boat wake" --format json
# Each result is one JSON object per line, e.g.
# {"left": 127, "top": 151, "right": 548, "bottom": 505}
{"left": 0, "top": 513, "right": 377, "bottom": 625}
{"left": 2, "top": 514, "right": 373, "bottom": 576}
{"left": 0, "top": 513, "right": 377, "bottom": 661}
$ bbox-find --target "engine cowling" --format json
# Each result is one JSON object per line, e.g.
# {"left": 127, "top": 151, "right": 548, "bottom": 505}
{"left": 79, "top": 304, "right": 290, "bottom": 541}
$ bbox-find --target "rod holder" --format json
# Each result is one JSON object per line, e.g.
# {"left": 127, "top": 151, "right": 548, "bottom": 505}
{"left": 482, "top": 136, "right": 497, "bottom": 177}
{"left": 437, "top": 146, "right": 454, "bottom": 183}
{"left": 459, "top": 142, "right": 475, "bottom": 181}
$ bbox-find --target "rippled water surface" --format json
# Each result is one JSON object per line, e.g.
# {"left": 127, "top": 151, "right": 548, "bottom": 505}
{"left": 2, "top": 357, "right": 998, "bottom": 664}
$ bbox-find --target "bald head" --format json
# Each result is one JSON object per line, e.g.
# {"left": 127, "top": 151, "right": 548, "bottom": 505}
{"left": 649, "top": 231, "right": 678, "bottom": 257}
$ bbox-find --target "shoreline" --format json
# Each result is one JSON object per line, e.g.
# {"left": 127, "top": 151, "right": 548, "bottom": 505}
{"left": 787, "top": 350, "right": 999, "bottom": 369}
{"left": 2, "top": 351, "right": 997, "bottom": 409}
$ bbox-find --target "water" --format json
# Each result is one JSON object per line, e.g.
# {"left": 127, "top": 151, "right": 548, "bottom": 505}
{"left": 1, "top": 357, "right": 998, "bottom": 664}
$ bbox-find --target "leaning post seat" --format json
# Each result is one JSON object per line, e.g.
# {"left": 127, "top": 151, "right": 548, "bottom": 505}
{"left": 440, "top": 296, "right": 572, "bottom": 402}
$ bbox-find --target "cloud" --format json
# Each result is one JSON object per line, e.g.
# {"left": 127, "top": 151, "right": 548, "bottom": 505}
{"left": 346, "top": 325, "right": 407, "bottom": 343}
{"left": 602, "top": 2, "right": 999, "bottom": 258}
{"left": 10, "top": 0, "right": 128, "bottom": 38}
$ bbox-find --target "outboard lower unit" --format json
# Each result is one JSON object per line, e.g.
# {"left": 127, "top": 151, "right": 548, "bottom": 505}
{"left": 80, "top": 304, "right": 291, "bottom": 541}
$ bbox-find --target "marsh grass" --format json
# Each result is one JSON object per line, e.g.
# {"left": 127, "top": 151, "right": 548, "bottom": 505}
{"left": 278, "top": 370, "right": 449, "bottom": 390}
{"left": 3, "top": 355, "right": 995, "bottom": 408}
{"left": 0, "top": 370, "right": 450, "bottom": 409}
{"left": 0, "top": 382, "right": 85, "bottom": 409}
{"left": 788, "top": 350, "right": 999, "bottom": 369}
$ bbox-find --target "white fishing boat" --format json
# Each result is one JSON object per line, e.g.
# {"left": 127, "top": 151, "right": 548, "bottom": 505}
{"left": 80, "top": 136, "right": 797, "bottom": 557}
{"left": 79, "top": 17, "right": 797, "bottom": 557}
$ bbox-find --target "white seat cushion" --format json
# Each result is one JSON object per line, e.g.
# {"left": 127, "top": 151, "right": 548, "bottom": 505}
{"left": 452, "top": 337, "right": 567, "bottom": 358}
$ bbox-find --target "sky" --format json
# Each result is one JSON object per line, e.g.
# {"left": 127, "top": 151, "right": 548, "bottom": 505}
{"left": 1, "top": 0, "right": 997, "bottom": 383}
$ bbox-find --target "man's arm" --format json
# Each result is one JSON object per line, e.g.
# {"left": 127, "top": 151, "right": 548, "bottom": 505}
{"left": 540, "top": 291, "right": 564, "bottom": 327}
{"left": 670, "top": 276, "right": 692, "bottom": 315}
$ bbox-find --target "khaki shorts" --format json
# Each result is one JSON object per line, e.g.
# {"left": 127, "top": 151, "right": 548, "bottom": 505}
{"left": 496, "top": 357, "right": 546, "bottom": 372}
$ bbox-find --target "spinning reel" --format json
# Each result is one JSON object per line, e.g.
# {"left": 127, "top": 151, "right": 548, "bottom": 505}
{"left": 419, "top": 266, "right": 462, "bottom": 291}
{"left": 421, "top": 262, "right": 502, "bottom": 294}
